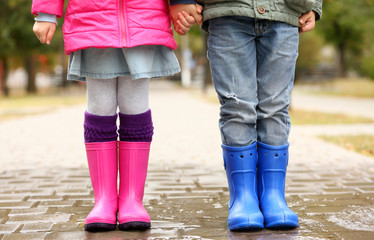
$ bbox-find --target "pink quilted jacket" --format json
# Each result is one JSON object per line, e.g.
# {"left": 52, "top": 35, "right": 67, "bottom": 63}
{"left": 32, "top": 0, "right": 178, "bottom": 54}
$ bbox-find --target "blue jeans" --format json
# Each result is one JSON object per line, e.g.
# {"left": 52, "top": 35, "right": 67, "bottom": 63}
{"left": 207, "top": 16, "right": 299, "bottom": 147}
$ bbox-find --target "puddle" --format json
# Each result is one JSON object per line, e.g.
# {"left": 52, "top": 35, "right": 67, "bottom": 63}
{"left": 328, "top": 205, "right": 374, "bottom": 231}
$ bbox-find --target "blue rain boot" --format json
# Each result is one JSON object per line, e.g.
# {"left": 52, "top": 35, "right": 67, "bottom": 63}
{"left": 222, "top": 142, "right": 264, "bottom": 231}
{"left": 257, "top": 142, "right": 298, "bottom": 229}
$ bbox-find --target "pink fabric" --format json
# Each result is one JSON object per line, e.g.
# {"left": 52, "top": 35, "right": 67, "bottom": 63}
{"left": 32, "top": 0, "right": 177, "bottom": 54}
{"left": 84, "top": 141, "right": 118, "bottom": 225}
{"left": 118, "top": 141, "right": 151, "bottom": 224}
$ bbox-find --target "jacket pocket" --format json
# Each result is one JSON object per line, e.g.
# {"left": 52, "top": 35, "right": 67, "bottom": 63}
{"left": 285, "top": 0, "right": 315, "bottom": 13}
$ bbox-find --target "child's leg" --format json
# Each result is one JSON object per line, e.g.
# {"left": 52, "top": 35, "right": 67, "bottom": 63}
{"left": 255, "top": 22, "right": 299, "bottom": 146}
{"left": 207, "top": 16, "right": 258, "bottom": 147}
{"left": 85, "top": 78, "right": 118, "bottom": 143}
{"left": 86, "top": 78, "right": 118, "bottom": 117}
{"left": 256, "top": 21, "right": 299, "bottom": 228}
{"left": 208, "top": 16, "right": 263, "bottom": 231}
{"left": 117, "top": 76, "right": 153, "bottom": 230}
{"left": 117, "top": 76, "right": 149, "bottom": 115}
{"left": 83, "top": 77, "right": 118, "bottom": 232}
{"left": 117, "top": 76, "right": 153, "bottom": 142}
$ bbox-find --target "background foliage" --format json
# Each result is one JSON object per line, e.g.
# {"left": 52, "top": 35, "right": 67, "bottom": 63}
{"left": 1, "top": 0, "right": 374, "bottom": 96}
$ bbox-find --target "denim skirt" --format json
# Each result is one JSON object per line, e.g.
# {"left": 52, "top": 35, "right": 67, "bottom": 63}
{"left": 67, "top": 45, "right": 180, "bottom": 81}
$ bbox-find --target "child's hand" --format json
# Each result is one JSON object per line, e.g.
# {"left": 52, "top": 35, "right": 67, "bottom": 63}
{"left": 175, "top": 4, "right": 203, "bottom": 35}
{"left": 176, "top": 11, "right": 196, "bottom": 35}
{"left": 33, "top": 21, "right": 56, "bottom": 45}
{"left": 170, "top": 4, "right": 202, "bottom": 35}
{"left": 298, "top": 11, "right": 316, "bottom": 34}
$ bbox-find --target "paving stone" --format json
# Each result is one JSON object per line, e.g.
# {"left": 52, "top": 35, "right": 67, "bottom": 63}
{"left": 357, "top": 186, "right": 374, "bottom": 193}
{"left": 0, "top": 196, "right": 26, "bottom": 203}
{"left": 56, "top": 189, "right": 91, "bottom": 195}
{"left": 0, "top": 224, "right": 20, "bottom": 234}
{"left": 1, "top": 190, "right": 54, "bottom": 195}
{"left": 28, "top": 195, "right": 63, "bottom": 201}
{"left": 63, "top": 230, "right": 151, "bottom": 240}
{"left": 0, "top": 210, "right": 8, "bottom": 219}
{"left": 36, "top": 184, "right": 68, "bottom": 189}
{"left": 304, "top": 206, "right": 347, "bottom": 214}
{"left": 322, "top": 187, "right": 357, "bottom": 193}
{"left": 78, "top": 200, "right": 94, "bottom": 207}
{"left": 45, "top": 231, "right": 87, "bottom": 240}
{"left": 38, "top": 200, "right": 76, "bottom": 207}
{"left": 344, "top": 181, "right": 374, "bottom": 186}
{"left": 7, "top": 213, "right": 71, "bottom": 224}
{"left": 48, "top": 206, "right": 91, "bottom": 215}
{"left": 2, "top": 232, "right": 48, "bottom": 240}
{"left": 20, "top": 223, "right": 53, "bottom": 233}
{"left": 8, "top": 208, "right": 48, "bottom": 216}
{"left": 0, "top": 202, "right": 34, "bottom": 210}
{"left": 334, "top": 230, "right": 374, "bottom": 240}
{"left": 50, "top": 222, "right": 81, "bottom": 232}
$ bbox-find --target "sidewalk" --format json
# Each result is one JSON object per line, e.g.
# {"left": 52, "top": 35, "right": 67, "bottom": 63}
{"left": 291, "top": 88, "right": 374, "bottom": 120}
{"left": 1, "top": 80, "right": 374, "bottom": 239}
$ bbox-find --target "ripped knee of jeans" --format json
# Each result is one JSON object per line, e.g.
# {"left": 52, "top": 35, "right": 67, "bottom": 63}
{"left": 225, "top": 94, "right": 239, "bottom": 103}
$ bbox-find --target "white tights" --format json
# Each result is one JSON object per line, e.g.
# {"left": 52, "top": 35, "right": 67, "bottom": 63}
{"left": 86, "top": 76, "right": 150, "bottom": 116}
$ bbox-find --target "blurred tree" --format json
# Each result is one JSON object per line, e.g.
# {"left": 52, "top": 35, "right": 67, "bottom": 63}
{"left": 318, "top": 0, "right": 374, "bottom": 77}
{"left": 296, "top": 31, "right": 324, "bottom": 80}
{"left": 0, "top": 0, "right": 63, "bottom": 95}
{"left": 0, "top": 0, "right": 15, "bottom": 96}
{"left": 361, "top": 1, "right": 374, "bottom": 80}
{"left": 173, "top": 24, "right": 206, "bottom": 88}
{"left": 362, "top": 45, "right": 374, "bottom": 80}
{"left": 187, "top": 24, "right": 211, "bottom": 92}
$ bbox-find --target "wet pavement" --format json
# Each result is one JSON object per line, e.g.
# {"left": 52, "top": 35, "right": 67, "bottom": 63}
{"left": 1, "top": 80, "right": 374, "bottom": 239}
{"left": 1, "top": 164, "right": 374, "bottom": 239}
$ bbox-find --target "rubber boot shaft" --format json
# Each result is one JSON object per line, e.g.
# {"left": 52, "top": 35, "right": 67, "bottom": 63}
{"left": 84, "top": 141, "right": 118, "bottom": 232}
{"left": 257, "top": 142, "right": 298, "bottom": 228}
{"left": 118, "top": 141, "right": 151, "bottom": 230}
{"left": 222, "top": 142, "right": 264, "bottom": 230}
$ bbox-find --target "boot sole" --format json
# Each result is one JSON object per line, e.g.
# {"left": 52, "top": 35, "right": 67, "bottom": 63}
{"left": 266, "top": 222, "right": 298, "bottom": 229}
{"left": 118, "top": 221, "right": 151, "bottom": 231}
{"left": 229, "top": 222, "right": 264, "bottom": 231}
{"left": 84, "top": 223, "right": 117, "bottom": 232}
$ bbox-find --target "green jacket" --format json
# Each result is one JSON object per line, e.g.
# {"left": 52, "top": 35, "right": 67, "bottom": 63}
{"left": 197, "top": 0, "right": 323, "bottom": 31}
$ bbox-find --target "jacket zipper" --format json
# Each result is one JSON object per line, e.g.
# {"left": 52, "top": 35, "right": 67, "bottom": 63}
{"left": 119, "top": 0, "right": 126, "bottom": 46}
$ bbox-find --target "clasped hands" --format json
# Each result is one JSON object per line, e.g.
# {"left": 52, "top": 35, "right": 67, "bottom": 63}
{"left": 170, "top": 4, "right": 203, "bottom": 35}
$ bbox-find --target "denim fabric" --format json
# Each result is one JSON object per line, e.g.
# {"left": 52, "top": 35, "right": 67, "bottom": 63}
{"left": 67, "top": 46, "right": 180, "bottom": 81}
{"left": 207, "top": 16, "right": 299, "bottom": 147}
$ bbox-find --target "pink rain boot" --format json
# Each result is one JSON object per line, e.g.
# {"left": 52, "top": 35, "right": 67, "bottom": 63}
{"left": 118, "top": 141, "right": 151, "bottom": 230}
{"left": 84, "top": 141, "right": 118, "bottom": 231}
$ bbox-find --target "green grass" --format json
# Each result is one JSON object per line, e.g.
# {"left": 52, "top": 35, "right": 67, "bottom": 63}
{"left": 289, "top": 109, "right": 374, "bottom": 125}
{"left": 319, "top": 135, "right": 374, "bottom": 158}
{"left": 298, "top": 78, "right": 374, "bottom": 98}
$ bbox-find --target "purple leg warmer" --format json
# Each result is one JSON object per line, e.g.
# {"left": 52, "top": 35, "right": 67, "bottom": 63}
{"left": 118, "top": 109, "right": 154, "bottom": 142}
{"left": 84, "top": 111, "right": 118, "bottom": 143}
